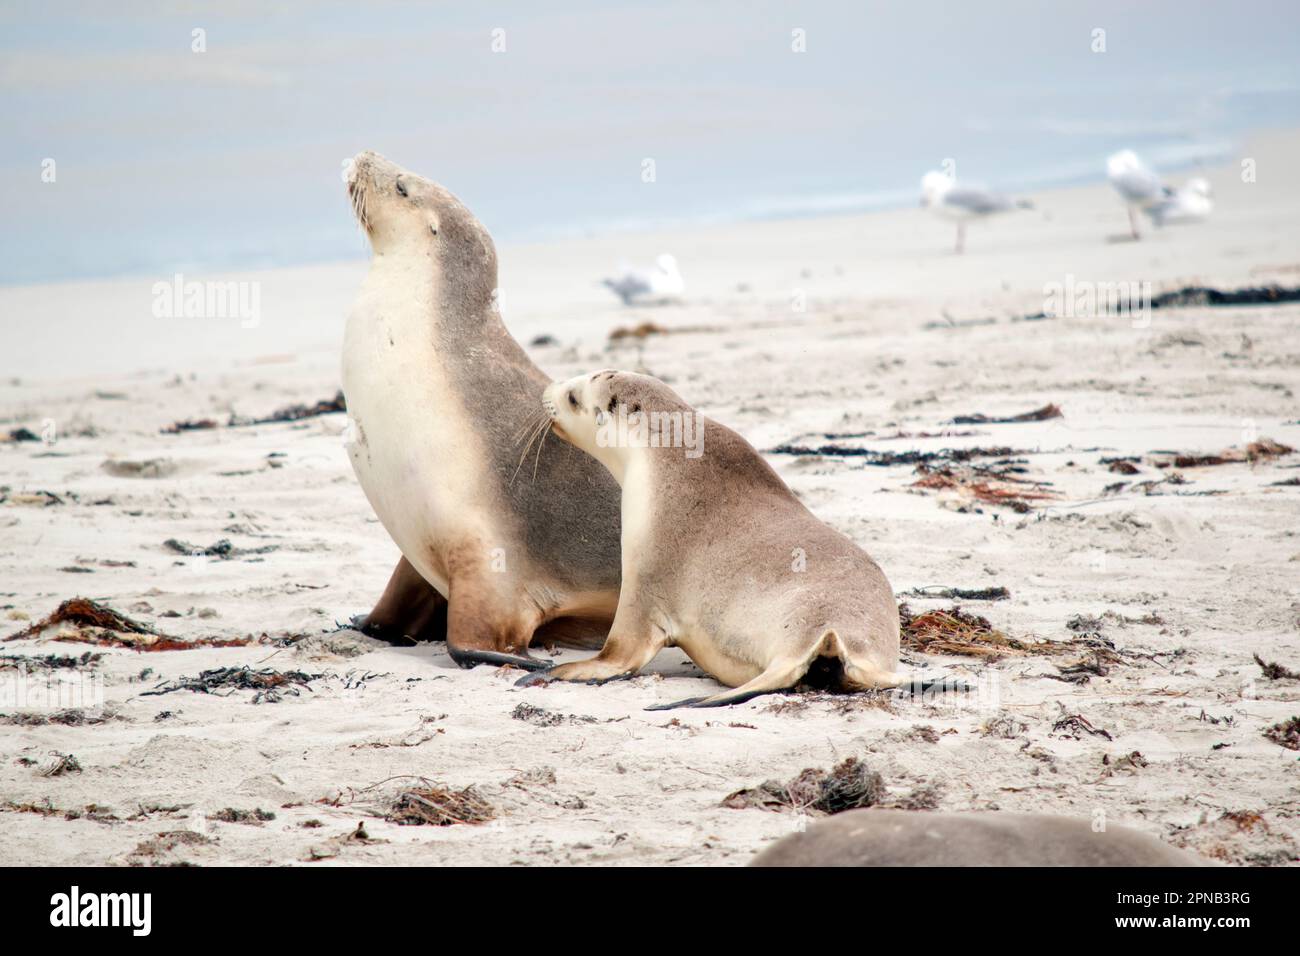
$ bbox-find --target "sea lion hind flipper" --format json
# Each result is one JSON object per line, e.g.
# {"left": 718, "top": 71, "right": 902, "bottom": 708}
{"left": 515, "top": 667, "right": 635, "bottom": 688}
{"left": 529, "top": 623, "right": 665, "bottom": 685}
{"left": 514, "top": 668, "right": 556, "bottom": 687}
{"left": 645, "top": 657, "right": 813, "bottom": 710}
{"left": 447, "top": 645, "right": 553, "bottom": 672}
{"left": 644, "top": 695, "right": 711, "bottom": 711}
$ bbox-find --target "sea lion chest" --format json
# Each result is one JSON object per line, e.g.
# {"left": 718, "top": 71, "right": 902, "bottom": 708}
{"left": 341, "top": 268, "right": 488, "bottom": 592}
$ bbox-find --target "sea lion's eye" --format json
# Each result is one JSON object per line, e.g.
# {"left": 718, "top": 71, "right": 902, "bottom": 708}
{"left": 395, "top": 178, "right": 408, "bottom": 198}
{"left": 568, "top": 391, "right": 579, "bottom": 409}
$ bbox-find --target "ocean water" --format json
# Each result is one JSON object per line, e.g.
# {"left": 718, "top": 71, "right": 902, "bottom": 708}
{"left": 2, "top": 0, "right": 1298, "bottom": 285}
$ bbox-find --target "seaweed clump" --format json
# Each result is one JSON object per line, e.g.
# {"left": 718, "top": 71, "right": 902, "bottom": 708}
{"left": 722, "top": 756, "right": 885, "bottom": 815}
{"left": 388, "top": 784, "right": 495, "bottom": 826}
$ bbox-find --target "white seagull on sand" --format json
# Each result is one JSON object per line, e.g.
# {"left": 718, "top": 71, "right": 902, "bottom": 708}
{"left": 920, "top": 171, "right": 1033, "bottom": 254}
{"left": 602, "top": 254, "right": 684, "bottom": 305}
{"left": 1145, "top": 176, "right": 1213, "bottom": 228}
{"left": 1106, "top": 150, "right": 1174, "bottom": 239}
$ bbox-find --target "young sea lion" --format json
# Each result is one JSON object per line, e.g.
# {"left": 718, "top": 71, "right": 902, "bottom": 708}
{"left": 520, "top": 369, "right": 902, "bottom": 707}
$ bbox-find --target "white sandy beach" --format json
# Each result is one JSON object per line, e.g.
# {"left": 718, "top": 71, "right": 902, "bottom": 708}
{"left": 1, "top": 131, "right": 1298, "bottom": 866}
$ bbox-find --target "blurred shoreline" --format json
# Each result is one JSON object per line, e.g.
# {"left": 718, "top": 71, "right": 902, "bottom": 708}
{"left": 3, "top": 128, "right": 1297, "bottom": 386}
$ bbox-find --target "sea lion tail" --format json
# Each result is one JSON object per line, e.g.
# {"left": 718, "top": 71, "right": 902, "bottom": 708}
{"left": 646, "top": 629, "right": 905, "bottom": 710}
{"left": 644, "top": 654, "right": 818, "bottom": 710}
{"left": 829, "top": 630, "right": 905, "bottom": 691}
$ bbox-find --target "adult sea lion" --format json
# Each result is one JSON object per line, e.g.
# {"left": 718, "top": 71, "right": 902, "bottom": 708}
{"left": 519, "top": 369, "right": 902, "bottom": 706}
{"left": 341, "top": 152, "right": 621, "bottom": 668}
{"left": 750, "top": 809, "right": 1208, "bottom": 866}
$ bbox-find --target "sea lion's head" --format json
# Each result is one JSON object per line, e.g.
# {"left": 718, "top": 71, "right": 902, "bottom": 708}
{"left": 543, "top": 370, "right": 700, "bottom": 478}
{"left": 345, "top": 150, "right": 497, "bottom": 311}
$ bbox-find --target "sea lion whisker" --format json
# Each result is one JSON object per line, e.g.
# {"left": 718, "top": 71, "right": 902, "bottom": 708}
{"left": 510, "top": 410, "right": 544, "bottom": 443}
{"left": 510, "top": 414, "right": 550, "bottom": 487}
{"left": 530, "top": 418, "right": 550, "bottom": 483}
{"left": 511, "top": 411, "right": 546, "bottom": 463}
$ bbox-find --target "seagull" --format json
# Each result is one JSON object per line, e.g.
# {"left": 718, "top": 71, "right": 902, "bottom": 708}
{"left": 1106, "top": 150, "right": 1173, "bottom": 239}
{"left": 602, "top": 254, "right": 684, "bottom": 305}
{"left": 1145, "top": 176, "right": 1213, "bottom": 228}
{"left": 920, "top": 171, "right": 1032, "bottom": 254}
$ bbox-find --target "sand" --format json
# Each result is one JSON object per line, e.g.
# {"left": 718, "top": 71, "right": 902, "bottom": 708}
{"left": 1, "top": 131, "right": 1298, "bottom": 867}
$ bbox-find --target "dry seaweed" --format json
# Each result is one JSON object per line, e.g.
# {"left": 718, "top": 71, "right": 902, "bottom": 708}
{"left": 769, "top": 443, "right": 1024, "bottom": 466}
{"left": 1, "top": 800, "right": 119, "bottom": 823}
{"left": 1154, "top": 438, "right": 1293, "bottom": 469}
{"left": 0, "top": 650, "right": 102, "bottom": 670}
{"left": 228, "top": 390, "right": 346, "bottom": 427}
{"left": 1020, "top": 284, "right": 1300, "bottom": 320}
{"left": 1050, "top": 714, "right": 1114, "bottom": 741}
{"left": 0, "top": 799, "right": 61, "bottom": 816}
{"left": 1148, "top": 284, "right": 1300, "bottom": 308}
{"left": 389, "top": 784, "right": 495, "bottom": 826}
{"left": 4, "top": 597, "right": 256, "bottom": 651}
{"left": 160, "top": 418, "right": 218, "bottom": 434}
{"left": 39, "top": 752, "right": 83, "bottom": 777}
{"left": 510, "top": 702, "right": 599, "bottom": 727}
{"left": 163, "top": 537, "right": 279, "bottom": 559}
{"left": 1052, "top": 649, "right": 1118, "bottom": 682}
{"left": 949, "top": 403, "right": 1062, "bottom": 425}
{"left": 722, "top": 756, "right": 884, "bottom": 815}
{"left": 885, "top": 782, "right": 944, "bottom": 811}
{"left": 1253, "top": 653, "right": 1300, "bottom": 681}
{"left": 1263, "top": 717, "right": 1300, "bottom": 751}
{"left": 208, "top": 807, "right": 276, "bottom": 825}
{"left": 898, "top": 602, "right": 1056, "bottom": 659}
{"left": 911, "top": 465, "right": 1056, "bottom": 513}
{"left": 1102, "top": 751, "right": 1148, "bottom": 774}
{"left": 903, "top": 585, "right": 1010, "bottom": 601}
{"left": 141, "top": 665, "right": 320, "bottom": 703}
{"left": 0, "top": 709, "right": 116, "bottom": 726}
{"left": 6, "top": 597, "right": 157, "bottom": 642}
{"left": 131, "top": 830, "right": 211, "bottom": 858}
{"left": 981, "top": 715, "right": 1028, "bottom": 738}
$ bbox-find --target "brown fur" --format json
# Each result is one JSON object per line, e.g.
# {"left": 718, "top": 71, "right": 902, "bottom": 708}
{"left": 344, "top": 153, "right": 621, "bottom": 667}
{"left": 526, "top": 370, "right": 901, "bottom": 707}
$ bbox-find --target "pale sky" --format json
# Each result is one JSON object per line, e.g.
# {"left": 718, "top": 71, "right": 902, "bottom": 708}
{"left": 3, "top": 0, "right": 1298, "bottom": 283}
